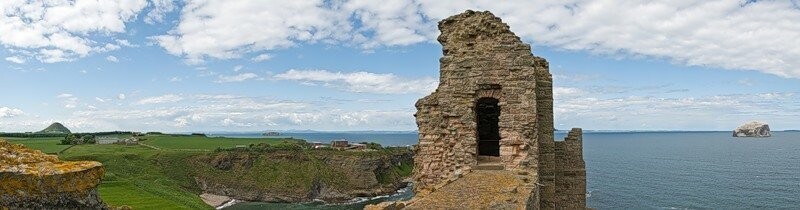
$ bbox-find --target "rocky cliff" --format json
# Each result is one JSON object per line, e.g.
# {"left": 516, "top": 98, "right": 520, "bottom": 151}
{"left": 190, "top": 149, "right": 413, "bottom": 203}
{"left": 0, "top": 140, "right": 105, "bottom": 209}
{"left": 733, "top": 121, "right": 771, "bottom": 137}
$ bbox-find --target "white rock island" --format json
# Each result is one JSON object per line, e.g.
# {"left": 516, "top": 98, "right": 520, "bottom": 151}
{"left": 733, "top": 121, "right": 771, "bottom": 137}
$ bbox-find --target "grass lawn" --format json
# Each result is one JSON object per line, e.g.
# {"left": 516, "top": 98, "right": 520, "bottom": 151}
{"left": 60, "top": 144, "right": 212, "bottom": 210}
{"left": 144, "top": 134, "right": 301, "bottom": 150}
{"left": 4, "top": 137, "right": 71, "bottom": 154}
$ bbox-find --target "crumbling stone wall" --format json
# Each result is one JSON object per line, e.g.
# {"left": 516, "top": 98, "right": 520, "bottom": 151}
{"left": 554, "top": 128, "right": 587, "bottom": 209}
{"left": 412, "top": 10, "right": 587, "bottom": 209}
{"left": 535, "top": 56, "right": 558, "bottom": 209}
{"left": 413, "top": 10, "right": 541, "bottom": 194}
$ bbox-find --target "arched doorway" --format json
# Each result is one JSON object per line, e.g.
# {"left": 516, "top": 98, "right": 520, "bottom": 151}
{"left": 476, "top": 97, "right": 500, "bottom": 156}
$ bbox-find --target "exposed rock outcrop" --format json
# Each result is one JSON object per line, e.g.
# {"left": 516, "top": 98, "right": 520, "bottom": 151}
{"left": 0, "top": 140, "right": 105, "bottom": 209}
{"left": 733, "top": 121, "right": 771, "bottom": 137}
{"left": 199, "top": 193, "right": 234, "bottom": 209}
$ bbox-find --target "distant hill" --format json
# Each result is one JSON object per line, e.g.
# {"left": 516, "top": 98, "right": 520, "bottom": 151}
{"left": 37, "top": 122, "right": 71, "bottom": 134}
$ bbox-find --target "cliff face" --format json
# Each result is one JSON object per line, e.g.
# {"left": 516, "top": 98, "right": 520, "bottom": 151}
{"left": 191, "top": 149, "right": 413, "bottom": 203}
{"left": 733, "top": 121, "right": 771, "bottom": 137}
{"left": 0, "top": 140, "right": 105, "bottom": 209}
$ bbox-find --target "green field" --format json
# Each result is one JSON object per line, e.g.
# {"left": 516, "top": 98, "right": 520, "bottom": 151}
{"left": 2, "top": 135, "right": 303, "bottom": 209}
{"left": 5, "top": 137, "right": 71, "bottom": 154}
{"left": 60, "top": 144, "right": 211, "bottom": 209}
{"left": 143, "top": 135, "right": 298, "bottom": 150}
{"left": 3, "top": 134, "right": 411, "bottom": 209}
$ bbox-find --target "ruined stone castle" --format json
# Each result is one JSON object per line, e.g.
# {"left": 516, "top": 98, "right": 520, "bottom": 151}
{"left": 412, "top": 10, "right": 586, "bottom": 209}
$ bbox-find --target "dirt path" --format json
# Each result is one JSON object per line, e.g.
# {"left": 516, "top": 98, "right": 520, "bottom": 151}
{"left": 138, "top": 142, "right": 162, "bottom": 150}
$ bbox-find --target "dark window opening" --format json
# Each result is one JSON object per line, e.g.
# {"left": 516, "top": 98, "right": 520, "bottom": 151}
{"left": 476, "top": 97, "right": 500, "bottom": 156}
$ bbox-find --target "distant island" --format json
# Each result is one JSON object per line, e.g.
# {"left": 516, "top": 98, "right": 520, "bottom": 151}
{"left": 262, "top": 131, "right": 280, "bottom": 136}
{"left": 733, "top": 121, "right": 771, "bottom": 137}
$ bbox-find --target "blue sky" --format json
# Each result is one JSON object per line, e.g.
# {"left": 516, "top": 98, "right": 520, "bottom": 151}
{"left": 1, "top": 0, "right": 799, "bottom": 132}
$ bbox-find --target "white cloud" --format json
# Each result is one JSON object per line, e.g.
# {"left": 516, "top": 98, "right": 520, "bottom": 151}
{"left": 115, "top": 39, "right": 137, "bottom": 47}
{"left": 553, "top": 87, "right": 583, "bottom": 99}
{"left": 152, "top": 1, "right": 800, "bottom": 78}
{"left": 341, "top": 0, "right": 433, "bottom": 48}
{"left": 49, "top": 94, "right": 415, "bottom": 131}
{"left": 56, "top": 93, "right": 74, "bottom": 98}
{"left": 5, "top": 56, "right": 25, "bottom": 64}
{"left": 169, "top": 77, "right": 182, "bottom": 82}
{"left": 118, "top": 94, "right": 127, "bottom": 100}
{"left": 252, "top": 53, "right": 273, "bottom": 62}
{"left": 553, "top": 86, "right": 800, "bottom": 130}
{"left": 59, "top": 96, "right": 78, "bottom": 109}
{"left": 414, "top": 1, "right": 800, "bottom": 78}
{"left": 97, "top": 43, "right": 121, "bottom": 52}
{"left": 151, "top": 0, "right": 350, "bottom": 63}
{"left": 106, "top": 55, "right": 119, "bottom": 62}
{"left": 273, "top": 69, "right": 437, "bottom": 94}
{"left": 137, "top": 94, "right": 183, "bottom": 105}
{"left": 0, "top": 107, "right": 24, "bottom": 118}
{"left": 215, "top": 73, "right": 259, "bottom": 83}
{"left": 145, "top": 0, "right": 176, "bottom": 24}
{"left": 95, "top": 97, "right": 107, "bottom": 103}
{"left": 0, "top": 0, "right": 148, "bottom": 63}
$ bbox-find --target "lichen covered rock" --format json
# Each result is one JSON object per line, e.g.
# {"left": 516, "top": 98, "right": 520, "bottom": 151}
{"left": 0, "top": 140, "right": 105, "bottom": 209}
{"left": 733, "top": 121, "right": 771, "bottom": 137}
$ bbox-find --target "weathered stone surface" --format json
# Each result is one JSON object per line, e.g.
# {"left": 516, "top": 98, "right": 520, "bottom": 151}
{"left": 364, "top": 201, "right": 407, "bottom": 210}
{"left": 199, "top": 193, "right": 232, "bottom": 208}
{"left": 553, "top": 128, "right": 586, "bottom": 209}
{"left": 733, "top": 121, "right": 771, "bottom": 137}
{"left": 403, "top": 170, "right": 532, "bottom": 210}
{"left": 408, "top": 10, "right": 586, "bottom": 209}
{"left": 0, "top": 140, "right": 105, "bottom": 209}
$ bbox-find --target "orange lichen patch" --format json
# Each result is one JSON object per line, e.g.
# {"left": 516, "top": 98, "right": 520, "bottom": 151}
{"left": 0, "top": 140, "right": 103, "bottom": 176}
{"left": 1, "top": 139, "right": 105, "bottom": 195}
{"left": 1, "top": 140, "right": 60, "bottom": 165}
{"left": 0, "top": 140, "right": 106, "bottom": 208}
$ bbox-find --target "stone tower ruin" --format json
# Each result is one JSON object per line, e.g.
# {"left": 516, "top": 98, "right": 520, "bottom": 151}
{"left": 413, "top": 10, "right": 586, "bottom": 209}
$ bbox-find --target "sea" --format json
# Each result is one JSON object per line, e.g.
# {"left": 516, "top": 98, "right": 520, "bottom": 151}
{"left": 211, "top": 131, "right": 800, "bottom": 209}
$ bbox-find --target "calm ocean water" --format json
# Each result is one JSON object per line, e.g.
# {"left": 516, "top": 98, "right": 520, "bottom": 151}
{"left": 217, "top": 131, "right": 800, "bottom": 209}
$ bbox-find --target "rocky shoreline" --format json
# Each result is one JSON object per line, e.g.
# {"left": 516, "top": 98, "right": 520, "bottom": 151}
{"left": 200, "top": 193, "right": 240, "bottom": 209}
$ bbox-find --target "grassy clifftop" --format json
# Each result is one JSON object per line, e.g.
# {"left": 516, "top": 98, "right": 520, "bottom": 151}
{"left": 19, "top": 134, "right": 415, "bottom": 209}
{"left": 191, "top": 146, "right": 413, "bottom": 203}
